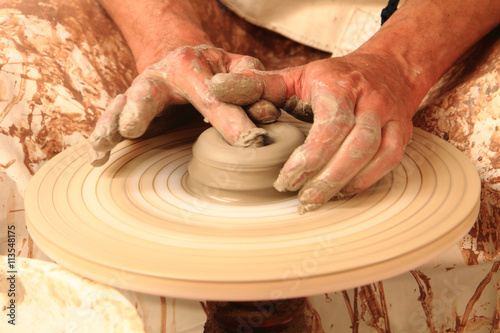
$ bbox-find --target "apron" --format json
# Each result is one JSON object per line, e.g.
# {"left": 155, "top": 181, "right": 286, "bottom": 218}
{"left": 218, "top": 0, "right": 403, "bottom": 56}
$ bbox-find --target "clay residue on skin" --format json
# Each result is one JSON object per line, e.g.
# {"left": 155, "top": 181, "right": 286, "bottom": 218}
{"left": 0, "top": 0, "right": 329, "bottom": 193}
{"left": 230, "top": 55, "right": 265, "bottom": 73}
{"left": 273, "top": 148, "right": 309, "bottom": 192}
{"left": 233, "top": 127, "right": 267, "bottom": 147}
{"left": 190, "top": 59, "right": 202, "bottom": 73}
{"left": 297, "top": 179, "right": 346, "bottom": 214}
{"left": 282, "top": 95, "right": 314, "bottom": 122}
{"left": 89, "top": 94, "right": 126, "bottom": 152}
{"left": 88, "top": 148, "right": 110, "bottom": 167}
{"left": 246, "top": 99, "right": 280, "bottom": 123}
{"left": 208, "top": 72, "right": 263, "bottom": 105}
{"left": 274, "top": 137, "right": 335, "bottom": 194}
{"left": 347, "top": 114, "right": 381, "bottom": 159}
{"left": 297, "top": 190, "right": 324, "bottom": 215}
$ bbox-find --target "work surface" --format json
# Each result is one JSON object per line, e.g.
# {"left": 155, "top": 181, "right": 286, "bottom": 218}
{"left": 24, "top": 117, "right": 481, "bottom": 301}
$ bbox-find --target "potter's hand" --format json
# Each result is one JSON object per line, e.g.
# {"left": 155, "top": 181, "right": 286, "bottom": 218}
{"left": 210, "top": 53, "right": 415, "bottom": 213}
{"left": 88, "top": 45, "right": 280, "bottom": 166}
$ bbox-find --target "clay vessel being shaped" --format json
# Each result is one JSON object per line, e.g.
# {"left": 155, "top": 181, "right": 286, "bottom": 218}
{"left": 186, "top": 122, "right": 305, "bottom": 204}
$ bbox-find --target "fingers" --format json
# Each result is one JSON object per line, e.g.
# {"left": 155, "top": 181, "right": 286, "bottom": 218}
{"left": 208, "top": 73, "right": 263, "bottom": 105}
{"left": 89, "top": 47, "right": 270, "bottom": 167}
{"left": 229, "top": 55, "right": 266, "bottom": 73}
{"left": 246, "top": 100, "right": 281, "bottom": 123}
{"left": 274, "top": 91, "right": 355, "bottom": 192}
{"left": 342, "top": 121, "right": 408, "bottom": 195}
{"left": 89, "top": 94, "right": 126, "bottom": 152}
{"left": 88, "top": 71, "right": 172, "bottom": 166}
{"left": 157, "top": 47, "right": 268, "bottom": 147}
{"left": 208, "top": 70, "right": 288, "bottom": 124}
{"left": 118, "top": 75, "right": 170, "bottom": 138}
{"left": 209, "top": 72, "right": 282, "bottom": 122}
{"left": 296, "top": 112, "right": 382, "bottom": 214}
{"left": 168, "top": 62, "right": 263, "bottom": 146}
{"left": 199, "top": 99, "right": 268, "bottom": 147}
{"left": 88, "top": 94, "right": 125, "bottom": 166}
{"left": 89, "top": 149, "right": 110, "bottom": 167}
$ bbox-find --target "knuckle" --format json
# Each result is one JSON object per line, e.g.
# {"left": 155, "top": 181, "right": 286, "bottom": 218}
{"left": 169, "top": 46, "right": 202, "bottom": 65}
{"left": 175, "top": 46, "right": 194, "bottom": 56}
{"left": 386, "top": 141, "right": 406, "bottom": 165}
{"left": 233, "top": 56, "right": 265, "bottom": 72}
{"left": 332, "top": 108, "right": 355, "bottom": 129}
{"left": 246, "top": 100, "right": 280, "bottom": 123}
{"left": 357, "top": 122, "right": 381, "bottom": 147}
{"left": 368, "top": 92, "right": 397, "bottom": 112}
{"left": 348, "top": 122, "right": 381, "bottom": 159}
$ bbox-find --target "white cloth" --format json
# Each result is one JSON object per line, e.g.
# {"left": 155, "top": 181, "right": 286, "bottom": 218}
{"left": 219, "top": 0, "right": 399, "bottom": 56}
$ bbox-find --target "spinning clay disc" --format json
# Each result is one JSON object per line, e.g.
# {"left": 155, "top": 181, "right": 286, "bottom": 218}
{"left": 25, "top": 117, "right": 480, "bottom": 301}
{"left": 187, "top": 122, "right": 305, "bottom": 204}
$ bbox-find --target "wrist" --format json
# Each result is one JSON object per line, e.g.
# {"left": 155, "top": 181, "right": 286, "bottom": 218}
{"left": 356, "top": 0, "right": 500, "bottom": 111}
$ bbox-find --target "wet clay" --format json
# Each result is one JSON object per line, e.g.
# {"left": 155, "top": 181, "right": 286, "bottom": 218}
{"left": 208, "top": 73, "right": 263, "bottom": 106}
{"left": 186, "top": 122, "right": 305, "bottom": 205}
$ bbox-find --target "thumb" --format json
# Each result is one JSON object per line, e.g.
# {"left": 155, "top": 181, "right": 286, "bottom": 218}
{"left": 208, "top": 70, "right": 288, "bottom": 107}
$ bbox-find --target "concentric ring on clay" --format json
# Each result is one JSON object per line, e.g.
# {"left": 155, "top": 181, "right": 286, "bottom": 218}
{"left": 25, "top": 116, "right": 480, "bottom": 301}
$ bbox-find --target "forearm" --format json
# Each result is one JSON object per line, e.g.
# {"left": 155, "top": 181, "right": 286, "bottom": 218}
{"left": 359, "top": 0, "right": 500, "bottom": 111}
{"left": 98, "top": 0, "right": 213, "bottom": 71}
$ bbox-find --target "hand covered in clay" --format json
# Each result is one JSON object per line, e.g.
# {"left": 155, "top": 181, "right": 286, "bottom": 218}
{"left": 89, "top": 45, "right": 281, "bottom": 166}
{"left": 209, "top": 52, "right": 416, "bottom": 213}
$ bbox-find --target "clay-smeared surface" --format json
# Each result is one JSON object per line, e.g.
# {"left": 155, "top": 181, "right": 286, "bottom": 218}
{"left": 0, "top": 0, "right": 136, "bottom": 190}
{"left": 414, "top": 27, "right": 500, "bottom": 265}
{"left": 187, "top": 122, "right": 305, "bottom": 204}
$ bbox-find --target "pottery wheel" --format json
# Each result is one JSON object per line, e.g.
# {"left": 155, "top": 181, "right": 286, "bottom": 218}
{"left": 25, "top": 117, "right": 480, "bottom": 301}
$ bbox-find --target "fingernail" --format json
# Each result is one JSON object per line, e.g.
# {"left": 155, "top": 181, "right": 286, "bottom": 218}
{"left": 343, "top": 177, "right": 363, "bottom": 195}
{"left": 88, "top": 148, "right": 110, "bottom": 167}
{"left": 299, "top": 187, "right": 325, "bottom": 204}
{"left": 284, "top": 169, "right": 307, "bottom": 192}
{"left": 297, "top": 181, "right": 342, "bottom": 213}
{"left": 89, "top": 131, "right": 122, "bottom": 152}
{"left": 246, "top": 100, "right": 280, "bottom": 123}
{"left": 273, "top": 174, "right": 286, "bottom": 192}
{"left": 297, "top": 202, "right": 322, "bottom": 215}
{"left": 273, "top": 170, "right": 303, "bottom": 192}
